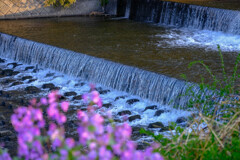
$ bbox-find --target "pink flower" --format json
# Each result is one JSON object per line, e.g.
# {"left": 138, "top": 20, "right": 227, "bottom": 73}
{"left": 47, "top": 102, "right": 58, "bottom": 118}
{"left": 77, "top": 110, "right": 88, "bottom": 123}
{"left": 91, "top": 91, "right": 102, "bottom": 107}
{"left": 61, "top": 101, "right": 69, "bottom": 112}
{"left": 57, "top": 113, "right": 67, "bottom": 124}
{"left": 89, "top": 142, "right": 97, "bottom": 150}
{"left": 90, "top": 83, "right": 95, "bottom": 90}
{"left": 48, "top": 91, "right": 59, "bottom": 104}
{"left": 30, "top": 98, "right": 37, "bottom": 106}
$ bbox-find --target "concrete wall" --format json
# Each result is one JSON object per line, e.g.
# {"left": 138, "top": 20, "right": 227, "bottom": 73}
{"left": 0, "top": 0, "right": 105, "bottom": 19}
{"left": 105, "top": 0, "right": 117, "bottom": 15}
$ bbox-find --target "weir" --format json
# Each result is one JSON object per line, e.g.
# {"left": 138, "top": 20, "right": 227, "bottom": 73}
{"left": 0, "top": 33, "right": 212, "bottom": 108}
{"left": 126, "top": 0, "right": 240, "bottom": 34}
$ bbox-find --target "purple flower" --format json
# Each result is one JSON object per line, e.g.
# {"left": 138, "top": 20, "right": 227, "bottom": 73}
{"left": 88, "top": 150, "right": 97, "bottom": 160}
{"left": 150, "top": 153, "right": 164, "bottom": 160}
{"left": 121, "top": 150, "right": 133, "bottom": 160}
{"left": 134, "top": 151, "right": 144, "bottom": 160}
{"left": 91, "top": 114, "right": 104, "bottom": 134}
{"left": 0, "top": 152, "right": 12, "bottom": 160}
{"left": 99, "top": 146, "right": 112, "bottom": 160}
{"left": 52, "top": 138, "right": 62, "bottom": 150}
{"left": 113, "top": 143, "right": 122, "bottom": 155}
{"left": 7, "top": 89, "right": 164, "bottom": 160}
{"left": 82, "top": 94, "right": 89, "bottom": 102}
{"left": 60, "top": 149, "right": 68, "bottom": 160}
{"left": 65, "top": 138, "right": 75, "bottom": 149}
{"left": 17, "top": 138, "right": 29, "bottom": 157}
{"left": 40, "top": 98, "right": 48, "bottom": 105}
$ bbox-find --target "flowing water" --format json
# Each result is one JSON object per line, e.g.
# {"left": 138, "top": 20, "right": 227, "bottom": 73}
{"left": 0, "top": 16, "right": 239, "bottom": 85}
{"left": 0, "top": 1, "right": 240, "bottom": 112}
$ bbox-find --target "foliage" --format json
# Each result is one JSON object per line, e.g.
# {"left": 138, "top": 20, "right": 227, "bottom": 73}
{"left": 179, "top": 45, "right": 240, "bottom": 114}
{"left": 44, "top": 0, "right": 77, "bottom": 8}
{"left": 44, "top": 0, "right": 109, "bottom": 7}
{"left": 140, "top": 109, "right": 240, "bottom": 160}
{"left": 140, "top": 46, "right": 240, "bottom": 159}
{"left": 100, "top": 0, "right": 109, "bottom": 6}
{"left": 0, "top": 89, "right": 163, "bottom": 160}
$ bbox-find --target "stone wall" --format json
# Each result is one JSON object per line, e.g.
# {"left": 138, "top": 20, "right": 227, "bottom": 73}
{"left": 0, "top": 0, "right": 105, "bottom": 19}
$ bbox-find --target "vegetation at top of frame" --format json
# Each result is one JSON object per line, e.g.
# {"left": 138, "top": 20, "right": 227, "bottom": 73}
{"left": 44, "top": 0, "right": 76, "bottom": 7}
{"left": 140, "top": 45, "right": 240, "bottom": 159}
{"left": 44, "top": 0, "right": 109, "bottom": 7}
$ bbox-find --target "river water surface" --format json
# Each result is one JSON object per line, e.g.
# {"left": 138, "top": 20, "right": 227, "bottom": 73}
{"left": 0, "top": 17, "right": 240, "bottom": 84}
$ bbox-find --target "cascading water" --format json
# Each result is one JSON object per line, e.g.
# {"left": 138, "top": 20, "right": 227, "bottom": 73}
{"left": 125, "top": 0, "right": 131, "bottom": 18}
{"left": 127, "top": 0, "right": 240, "bottom": 34}
{"left": 0, "top": 33, "right": 212, "bottom": 109}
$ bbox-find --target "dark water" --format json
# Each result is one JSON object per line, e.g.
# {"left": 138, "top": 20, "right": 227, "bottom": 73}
{"left": 0, "top": 17, "right": 239, "bottom": 84}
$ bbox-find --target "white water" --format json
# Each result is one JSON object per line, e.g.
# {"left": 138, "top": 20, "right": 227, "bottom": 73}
{"left": 1, "top": 33, "right": 214, "bottom": 109}
{"left": 127, "top": 0, "right": 240, "bottom": 35}
{"left": 156, "top": 28, "right": 240, "bottom": 52}
{"left": 0, "top": 57, "right": 192, "bottom": 127}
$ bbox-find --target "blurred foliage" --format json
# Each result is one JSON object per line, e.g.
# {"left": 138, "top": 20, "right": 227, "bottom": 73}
{"left": 44, "top": 0, "right": 76, "bottom": 7}
{"left": 44, "top": 0, "right": 109, "bottom": 7}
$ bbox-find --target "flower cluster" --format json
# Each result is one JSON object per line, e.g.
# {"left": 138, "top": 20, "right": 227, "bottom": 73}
{"left": 0, "top": 89, "right": 163, "bottom": 160}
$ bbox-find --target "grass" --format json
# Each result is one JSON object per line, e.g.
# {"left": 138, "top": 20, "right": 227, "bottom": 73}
{"left": 140, "top": 46, "right": 240, "bottom": 159}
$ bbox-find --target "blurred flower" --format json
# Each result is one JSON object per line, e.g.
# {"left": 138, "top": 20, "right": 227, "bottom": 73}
{"left": 61, "top": 101, "right": 69, "bottom": 112}
{"left": 1, "top": 89, "right": 163, "bottom": 160}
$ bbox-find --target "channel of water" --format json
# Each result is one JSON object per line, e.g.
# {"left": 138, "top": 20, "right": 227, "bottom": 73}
{"left": 0, "top": 0, "right": 240, "bottom": 127}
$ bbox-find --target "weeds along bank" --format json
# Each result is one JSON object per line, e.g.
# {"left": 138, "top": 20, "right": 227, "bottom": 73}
{"left": 141, "top": 47, "right": 240, "bottom": 159}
